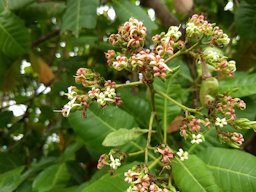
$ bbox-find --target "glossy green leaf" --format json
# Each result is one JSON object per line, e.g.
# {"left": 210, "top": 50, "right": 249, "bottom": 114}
{"left": 81, "top": 163, "right": 137, "bottom": 192}
{"left": 7, "top": 0, "right": 34, "bottom": 10}
{"left": 112, "top": 0, "right": 157, "bottom": 31}
{"left": 69, "top": 104, "right": 137, "bottom": 154}
{"left": 172, "top": 155, "right": 221, "bottom": 192}
{"left": 62, "top": 0, "right": 99, "bottom": 37}
{"left": 0, "top": 10, "right": 30, "bottom": 57}
{"left": 198, "top": 147, "right": 256, "bottom": 192}
{"left": 32, "top": 164, "right": 70, "bottom": 192}
{"left": 235, "top": 1, "right": 256, "bottom": 40}
{"left": 219, "top": 72, "right": 256, "bottom": 97}
{"left": 0, "top": 166, "right": 25, "bottom": 192}
{"left": 102, "top": 128, "right": 147, "bottom": 147}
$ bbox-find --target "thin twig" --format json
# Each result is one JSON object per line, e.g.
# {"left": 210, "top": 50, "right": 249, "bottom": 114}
{"left": 32, "top": 30, "right": 60, "bottom": 47}
{"left": 145, "top": 112, "right": 156, "bottom": 164}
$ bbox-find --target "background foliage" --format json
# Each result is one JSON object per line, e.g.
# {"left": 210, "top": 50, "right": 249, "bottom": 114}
{"left": 0, "top": 0, "right": 256, "bottom": 191}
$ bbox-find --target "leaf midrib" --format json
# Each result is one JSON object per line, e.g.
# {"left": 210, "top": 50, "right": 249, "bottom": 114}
{"left": 207, "top": 164, "right": 256, "bottom": 180}
{"left": 0, "top": 20, "right": 24, "bottom": 52}
{"left": 177, "top": 158, "right": 207, "bottom": 192}
{"left": 52, "top": 164, "right": 65, "bottom": 186}
{"left": 89, "top": 109, "right": 116, "bottom": 131}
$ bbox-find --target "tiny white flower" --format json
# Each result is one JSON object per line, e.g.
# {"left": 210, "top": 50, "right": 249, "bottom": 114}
{"left": 65, "top": 86, "right": 77, "bottom": 100}
{"left": 191, "top": 134, "right": 203, "bottom": 144}
{"left": 61, "top": 97, "right": 80, "bottom": 117}
{"left": 97, "top": 92, "right": 106, "bottom": 106}
{"left": 215, "top": 117, "right": 227, "bottom": 127}
{"left": 166, "top": 26, "right": 182, "bottom": 41}
{"left": 177, "top": 148, "right": 188, "bottom": 161}
{"left": 186, "top": 22, "right": 200, "bottom": 36}
{"left": 104, "top": 87, "right": 116, "bottom": 99}
{"left": 109, "top": 155, "right": 121, "bottom": 170}
{"left": 228, "top": 60, "right": 236, "bottom": 72}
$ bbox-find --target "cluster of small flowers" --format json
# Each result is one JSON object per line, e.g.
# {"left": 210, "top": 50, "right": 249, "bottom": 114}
{"left": 217, "top": 130, "right": 244, "bottom": 148}
{"left": 215, "top": 95, "right": 246, "bottom": 121}
{"left": 88, "top": 80, "right": 122, "bottom": 107}
{"left": 109, "top": 17, "right": 146, "bottom": 50}
{"left": 157, "top": 145, "right": 173, "bottom": 168}
{"left": 152, "top": 26, "right": 183, "bottom": 56}
{"left": 186, "top": 14, "right": 230, "bottom": 47}
{"left": 106, "top": 18, "right": 185, "bottom": 79}
{"left": 60, "top": 68, "right": 121, "bottom": 117}
{"left": 97, "top": 153, "right": 123, "bottom": 170}
{"left": 180, "top": 116, "right": 206, "bottom": 144}
{"left": 124, "top": 166, "right": 169, "bottom": 192}
{"left": 157, "top": 145, "right": 189, "bottom": 162}
{"left": 75, "top": 68, "right": 101, "bottom": 87}
{"left": 202, "top": 49, "right": 236, "bottom": 77}
{"left": 204, "top": 95, "right": 247, "bottom": 146}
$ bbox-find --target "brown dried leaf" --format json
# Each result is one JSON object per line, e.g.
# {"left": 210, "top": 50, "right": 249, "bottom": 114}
{"left": 30, "top": 52, "right": 55, "bottom": 86}
{"left": 167, "top": 115, "right": 184, "bottom": 133}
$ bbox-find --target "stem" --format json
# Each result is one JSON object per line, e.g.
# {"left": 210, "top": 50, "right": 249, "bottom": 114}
{"left": 145, "top": 112, "right": 156, "bottom": 164}
{"left": 165, "top": 42, "right": 200, "bottom": 63}
{"left": 131, "top": 141, "right": 156, "bottom": 160}
{"left": 155, "top": 90, "right": 202, "bottom": 115}
{"left": 165, "top": 50, "right": 182, "bottom": 63}
{"left": 148, "top": 157, "right": 161, "bottom": 170}
{"left": 147, "top": 83, "right": 163, "bottom": 141}
{"left": 115, "top": 81, "right": 143, "bottom": 88}
{"left": 128, "top": 150, "right": 144, "bottom": 157}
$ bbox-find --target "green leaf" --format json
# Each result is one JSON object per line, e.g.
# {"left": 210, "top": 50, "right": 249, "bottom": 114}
{"left": 0, "top": 152, "right": 24, "bottom": 173}
{"left": 62, "top": 0, "right": 99, "bottom": 37}
{"left": 32, "top": 164, "right": 70, "bottom": 192}
{"left": 7, "top": 0, "right": 34, "bottom": 10}
{"left": 119, "top": 88, "right": 150, "bottom": 127}
{"left": 21, "top": 2, "right": 65, "bottom": 20}
{"left": 154, "top": 77, "right": 188, "bottom": 131}
{"left": 71, "top": 36, "right": 98, "bottom": 46}
{"left": 172, "top": 155, "right": 221, "bottom": 192}
{"left": 102, "top": 128, "right": 147, "bottom": 147}
{"left": 69, "top": 104, "right": 137, "bottom": 155}
{"left": 81, "top": 163, "right": 137, "bottom": 192}
{"left": 0, "top": 1, "right": 5, "bottom": 12}
{"left": 219, "top": 72, "right": 256, "bottom": 97}
{"left": 0, "top": 111, "right": 13, "bottom": 128}
{"left": 63, "top": 141, "right": 83, "bottom": 160}
{"left": 235, "top": 1, "right": 256, "bottom": 40}
{"left": 0, "top": 10, "right": 30, "bottom": 57}
{"left": 0, "top": 166, "right": 25, "bottom": 192}
{"left": 198, "top": 147, "right": 256, "bottom": 192}
{"left": 112, "top": 0, "right": 158, "bottom": 31}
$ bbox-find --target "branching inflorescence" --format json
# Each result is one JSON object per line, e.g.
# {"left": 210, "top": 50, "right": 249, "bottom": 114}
{"left": 60, "top": 15, "right": 256, "bottom": 191}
